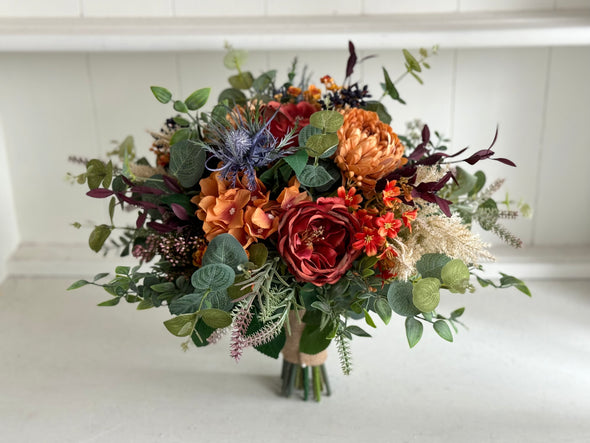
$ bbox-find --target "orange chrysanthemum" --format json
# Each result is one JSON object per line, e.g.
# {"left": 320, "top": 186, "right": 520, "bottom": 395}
{"left": 335, "top": 108, "right": 406, "bottom": 195}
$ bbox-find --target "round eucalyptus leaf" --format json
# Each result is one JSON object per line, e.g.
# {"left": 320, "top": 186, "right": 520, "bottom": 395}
{"left": 309, "top": 110, "right": 344, "bottom": 132}
{"left": 441, "top": 259, "right": 470, "bottom": 294}
{"left": 387, "top": 281, "right": 420, "bottom": 317}
{"left": 412, "top": 278, "right": 441, "bottom": 312}
{"left": 192, "top": 263, "right": 235, "bottom": 291}
{"left": 202, "top": 233, "right": 248, "bottom": 272}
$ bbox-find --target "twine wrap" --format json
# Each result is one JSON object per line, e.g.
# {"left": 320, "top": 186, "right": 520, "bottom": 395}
{"left": 281, "top": 310, "right": 328, "bottom": 367}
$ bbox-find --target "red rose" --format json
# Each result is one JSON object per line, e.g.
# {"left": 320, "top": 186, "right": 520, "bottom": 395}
{"left": 263, "top": 101, "right": 318, "bottom": 147}
{"left": 277, "top": 198, "right": 362, "bottom": 286}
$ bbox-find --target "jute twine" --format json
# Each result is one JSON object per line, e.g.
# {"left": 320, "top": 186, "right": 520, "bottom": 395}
{"left": 281, "top": 309, "right": 328, "bottom": 367}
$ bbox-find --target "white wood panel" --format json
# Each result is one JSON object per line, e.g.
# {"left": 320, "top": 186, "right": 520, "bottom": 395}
{"left": 0, "top": 0, "right": 80, "bottom": 17}
{"left": 459, "top": 0, "right": 555, "bottom": 11}
{"left": 177, "top": 50, "right": 268, "bottom": 111}
{"left": 360, "top": 49, "right": 456, "bottom": 141}
{"left": 556, "top": 0, "right": 590, "bottom": 8}
{"left": 452, "top": 48, "right": 550, "bottom": 247}
{"left": 81, "top": 0, "right": 173, "bottom": 17}
{"left": 174, "top": 0, "right": 266, "bottom": 16}
{"left": 364, "top": 0, "right": 458, "bottom": 14}
{"left": 0, "top": 54, "right": 103, "bottom": 245}
{"left": 267, "top": 0, "right": 362, "bottom": 16}
{"left": 534, "top": 47, "right": 590, "bottom": 245}
{"left": 87, "top": 53, "right": 181, "bottom": 158}
{"left": 0, "top": 118, "right": 19, "bottom": 282}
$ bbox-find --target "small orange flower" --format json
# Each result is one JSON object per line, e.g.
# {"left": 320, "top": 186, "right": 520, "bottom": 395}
{"left": 337, "top": 186, "right": 363, "bottom": 210}
{"left": 402, "top": 208, "right": 418, "bottom": 232}
{"left": 304, "top": 84, "right": 322, "bottom": 102}
{"left": 382, "top": 180, "right": 401, "bottom": 208}
{"left": 376, "top": 212, "right": 402, "bottom": 239}
{"left": 287, "top": 86, "right": 302, "bottom": 97}
{"left": 320, "top": 75, "right": 340, "bottom": 91}
{"left": 353, "top": 227, "right": 385, "bottom": 257}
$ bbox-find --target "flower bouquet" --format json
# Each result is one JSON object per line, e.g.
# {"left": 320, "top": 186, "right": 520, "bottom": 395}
{"left": 68, "top": 42, "right": 530, "bottom": 401}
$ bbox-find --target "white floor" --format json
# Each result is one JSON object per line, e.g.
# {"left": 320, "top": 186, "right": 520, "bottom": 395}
{"left": 1, "top": 277, "right": 589, "bottom": 443}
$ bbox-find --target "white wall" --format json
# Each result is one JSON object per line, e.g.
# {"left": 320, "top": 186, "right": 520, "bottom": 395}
{"left": 0, "top": 117, "right": 19, "bottom": 281}
{"left": 1, "top": 0, "right": 590, "bottom": 280}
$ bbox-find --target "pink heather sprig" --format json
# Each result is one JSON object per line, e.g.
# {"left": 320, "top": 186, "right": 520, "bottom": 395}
{"left": 229, "top": 299, "right": 254, "bottom": 362}
{"left": 207, "top": 327, "right": 229, "bottom": 345}
{"left": 244, "top": 320, "right": 282, "bottom": 348}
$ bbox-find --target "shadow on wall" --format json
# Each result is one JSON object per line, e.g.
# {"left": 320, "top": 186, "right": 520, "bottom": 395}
{"left": 0, "top": 115, "right": 19, "bottom": 283}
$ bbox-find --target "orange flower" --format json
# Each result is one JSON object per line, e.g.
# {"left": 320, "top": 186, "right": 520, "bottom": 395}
{"left": 376, "top": 212, "right": 402, "bottom": 239}
{"left": 287, "top": 86, "right": 302, "bottom": 97}
{"left": 382, "top": 180, "right": 401, "bottom": 208}
{"left": 304, "top": 84, "right": 322, "bottom": 102}
{"left": 275, "top": 178, "right": 312, "bottom": 211}
{"left": 335, "top": 108, "right": 405, "bottom": 195}
{"left": 402, "top": 208, "right": 418, "bottom": 232}
{"left": 337, "top": 186, "right": 362, "bottom": 210}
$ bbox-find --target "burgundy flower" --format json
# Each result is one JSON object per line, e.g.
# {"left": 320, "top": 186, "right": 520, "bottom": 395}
{"left": 263, "top": 101, "right": 318, "bottom": 147}
{"left": 277, "top": 198, "right": 362, "bottom": 286}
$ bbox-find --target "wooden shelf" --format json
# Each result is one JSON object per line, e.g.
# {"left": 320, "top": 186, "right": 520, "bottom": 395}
{"left": 1, "top": 10, "right": 590, "bottom": 51}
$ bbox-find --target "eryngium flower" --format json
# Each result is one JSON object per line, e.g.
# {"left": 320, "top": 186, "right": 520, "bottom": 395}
{"left": 203, "top": 106, "right": 296, "bottom": 190}
{"left": 277, "top": 198, "right": 361, "bottom": 286}
{"left": 335, "top": 108, "right": 405, "bottom": 194}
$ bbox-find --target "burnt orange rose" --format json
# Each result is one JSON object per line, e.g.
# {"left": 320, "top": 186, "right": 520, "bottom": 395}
{"left": 277, "top": 198, "right": 362, "bottom": 286}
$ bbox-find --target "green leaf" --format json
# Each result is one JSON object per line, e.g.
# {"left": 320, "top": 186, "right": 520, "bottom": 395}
{"left": 298, "top": 124, "right": 322, "bottom": 147}
{"left": 86, "top": 159, "right": 106, "bottom": 190}
{"left": 150, "top": 86, "right": 172, "bottom": 104}
{"left": 169, "top": 140, "right": 206, "bottom": 188}
{"left": 412, "top": 278, "right": 441, "bottom": 312}
{"left": 450, "top": 307, "right": 465, "bottom": 319}
{"left": 441, "top": 259, "right": 470, "bottom": 294}
{"left": 415, "top": 253, "right": 451, "bottom": 280}
{"left": 403, "top": 49, "right": 422, "bottom": 72}
{"left": 364, "top": 310, "right": 377, "bottom": 328}
{"left": 382, "top": 67, "right": 406, "bottom": 105}
{"left": 97, "top": 297, "right": 120, "bottom": 307}
{"left": 499, "top": 273, "right": 532, "bottom": 297}
{"left": 309, "top": 110, "right": 344, "bottom": 132}
{"left": 191, "top": 319, "right": 216, "bottom": 347}
{"left": 410, "top": 71, "right": 423, "bottom": 84}
{"left": 173, "top": 100, "right": 189, "bottom": 113}
{"left": 169, "top": 293, "right": 204, "bottom": 315}
{"left": 364, "top": 100, "right": 392, "bottom": 124}
{"left": 433, "top": 320, "right": 453, "bottom": 342}
{"left": 202, "top": 233, "right": 248, "bottom": 272}
{"left": 387, "top": 281, "right": 420, "bottom": 317}
{"left": 136, "top": 298, "right": 154, "bottom": 310}
{"left": 297, "top": 164, "right": 333, "bottom": 188}
{"left": 191, "top": 263, "right": 235, "bottom": 291}
{"left": 374, "top": 298, "right": 392, "bottom": 325}
{"left": 115, "top": 266, "right": 130, "bottom": 275}
{"left": 150, "top": 282, "right": 175, "bottom": 293}
{"left": 218, "top": 88, "right": 247, "bottom": 106}
{"left": 223, "top": 49, "right": 248, "bottom": 70}
{"left": 201, "top": 308, "right": 232, "bottom": 329}
{"left": 469, "top": 170, "right": 486, "bottom": 197}
{"left": 93, "top": 272, "right": 109, "bottom": 282}
{"left": 108, "top": 197, "right": 116, "bottom": 224}
{"left": 284, "top": 150, "right": 309, "bottom": 176}
{"left": 163, "top": 314, "right": 197, "bottom": 337}
{"left": 305, "top": 133, "right": 339, "bottom": 158}
{"left": 67, "top": 280, "right": 89, "bottom": 290}
{"left": 405, "top": 317, "right": 423, "bottom": 348}
{"left": 170, "top": 128, "right": 191, "bottom": 145}
{"left": 449, "top": 167, "right": 477, "bottom": 199}
{"left": 173, "top": 116, "right": 190, "bottom": 127}
{"left": 346, "top": 325, "right": 372, "bottom": 337}
{"left": 102, "top": 160, "right": 113, "bottom": 188}
{"left": 248, "top": 243, "right": 268, "bottom": 268}
{"left": 252, "top": 70, "right": 276, "bottom": 92}
{"left": 88, "top": 224, "right": 112, "bottom": 253}
{"left": 299, "top": 322, "right": 333, "bottom": 354}
{"left": 228, "top": 72, "right": 254, "bottom": 90}
{"left": 185, "top": 87, "right": 211, "bottom": 110}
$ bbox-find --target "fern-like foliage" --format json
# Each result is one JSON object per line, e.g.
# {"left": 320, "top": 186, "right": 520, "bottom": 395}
{"left": 336, "top": 333, "right": 353, "bottom": 375}
{"left": 229, "top": 298, "right": 254, "bottom": 362}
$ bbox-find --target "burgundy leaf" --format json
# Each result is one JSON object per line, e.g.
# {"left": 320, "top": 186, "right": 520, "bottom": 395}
{"left": 163, "top": 175, "right": 182, "bottom": 193}
{"left": 435, "top": 196, "right": 452, "bottom": 217}
{"left": 421, "top": 124, "right": 430, "bottom": 145}
{"left": 147, "top": 221, "right": 175, "bottom": 233}
{"left": 345, "top": 41, "right": 358, "bottom": 79}
{"left": 488, "top": 126, "right": 499, "bottom": 149}
{"left": 408, "top": 146, "right": 428, "bottom": 161}
{"left": 136, "top": 211, "right": 147, "bottom": 229}
{"left": 493, "top": 157, "right": 516, "bottom": 167}
{"left": 130, "top": 185, "right": 166, "bottom": 195}
{"left": 418, "top": 153, "right": 445, "bottom": 166}
{"left": 86, "top": 189, "right": 114, "bottom": 198}
{"left": 444, "top": 147, "right": 469, "bottom": 158}
{"left": 121, "top": 176, "right": 134, "bottom": 187}
{"left": 171, "top": 203, "right": 189, "bottom": 221}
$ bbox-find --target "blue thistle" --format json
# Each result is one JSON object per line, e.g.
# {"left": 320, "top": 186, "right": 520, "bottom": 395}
{"left": 203, "top": 106, "right": 297, "bottom": 190}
